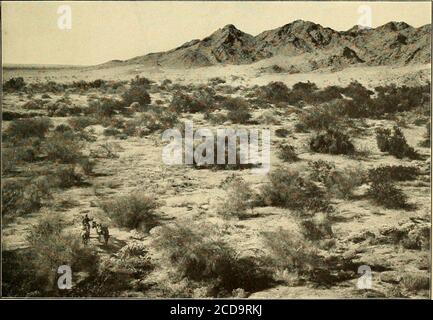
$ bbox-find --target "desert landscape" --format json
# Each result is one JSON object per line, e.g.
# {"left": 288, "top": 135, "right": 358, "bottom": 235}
{"left": 2, "top": 18, "right": 431, "bottom": 298}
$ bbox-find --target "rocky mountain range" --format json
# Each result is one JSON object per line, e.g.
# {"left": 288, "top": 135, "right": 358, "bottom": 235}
{"left": 106, "top": 20, "right": 431, "bottom": 70}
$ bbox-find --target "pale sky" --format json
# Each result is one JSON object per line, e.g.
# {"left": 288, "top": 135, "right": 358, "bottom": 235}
{"left": 2, "top": 1, "right": 431, "bottom": 66}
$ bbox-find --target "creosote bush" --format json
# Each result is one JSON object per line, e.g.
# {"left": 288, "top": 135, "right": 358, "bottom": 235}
{"left": 368, "top": 165, "right": 419, "bottom": 182}
{"left": 297, "top": 101, "right": 345, "bottom": 131}
{"left": 259, "top": 168, "right": 330, "bottom": 213}
{"left": 3, "top": 118, "right": 52, "bottom": 142}
{"left": 367, "top": 174, "right": 409, "bottom": 209}
{"left": 308, "top": 160, "right": 365, "bottom": 199}
{"left": 3, "top": 77, "right": 26, "bottom": 92}
{"left": 217, "top": 177, "right": 256, "bottom": 219}
{"left": 153, "top": 222, "right": 273, "bottom": 297}
{"left": 221, "top": 97, "right": 252, "bottom": 124}
{"left": 121, "top": 84, "right": 151, "bottom": 107}
{"left": 2, "top": 178, "right": 51, "bottom": 219}
{"left": 309, "top": 129, "right": 355, "bottom": 155}
{"left": 262, "top": 229, "right": 354, "bottom": 284}
{"left": 277, "top": 144, "right": 299, "bottom": 162}
{"left": 169, "top": 91, "right": 206, "bottom": 113}
{"left": 376, "top": 126, "right": 419, "bottom": 159}
{"left": 99, "top": 194, "right": 161, "bottom": 231}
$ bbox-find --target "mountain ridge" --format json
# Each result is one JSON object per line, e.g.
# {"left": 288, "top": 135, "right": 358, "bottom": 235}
{"left": 102, "top": 20, "right": 431, "bottom": 70}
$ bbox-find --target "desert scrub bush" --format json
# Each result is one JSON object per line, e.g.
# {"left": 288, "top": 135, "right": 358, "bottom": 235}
{"left": 153, "top": 222, "right": 273, "bottom": 296}
{"left": 3, "top": 77, "right": 26, "bottom": 92}
{"left": 87, "top": 97, "right": 124, "bottom": 118}
{"left": 23, "top": 213, "right": 100, "bottom": 296}
{"left": 219, "top": 97, "right": 252, "bottom": 124}
{"left": 309, "top": 129, "right": 355, "bottom": 155}
{"left": 308, "top": 161, "right": 365, "bottom": 199}
{"left": 130, "top": 76, "right": 153, "bottom": 88}
{"left": 262, "top": 229, "right": 353, "bottom": 284}
{"left": 121, "top": 84, "right": 151, "bottom": 108}
{"left": 99, "top": 193, "right": 161, "bottom": 231}
{"left": 124, "top": 109, "right": 178, "bottom": 136}
{"left": 2, "top": 178, "right": 51, "bottom": 219}
{"left": 259, "top": 168, "right": 330, "bottom": 213}
{"left": 299, "top": 213, "right": 334, "bottom": 242}
{"left": 275, "top": 128, "right": 290, "bottom": 138}
{"left": 367, "top": 175, "right": 409, "bottom": 209}
{"left": 43, "top": 131, "right": 85, "bottom": 163}
{"left": 368, "top": 165, "right": 419, "bottom": 182}
{"left": 297, "top": 101, "right": 346, "bottom": 131}
{"left": 2, "top": 137, "right": 43, "bottom": 164}
{"left": 3, "top": 117, "right": 52, "bottom": 142}
{"left": 217, "top": 177, "right": 256, "bottom": 219}
{"left": 401, "top": 272, "right": 430, "bottom": 292}
{"left": 286, "top": 81, "right": 319, "bottom": 106}
{"left": 49, "top": 165, "right": 85, "bottom": 189}
{"left": 256, "top": 81, "right": 290, "bottom": 103}
{"left": 277, "top": 143, "right": 299, "bottom": 162}
{"left": 169, "top": 91, "right": 206, "bottom": 113}
{"left": 376, "top": 126, "right": 419, "bottom": 159}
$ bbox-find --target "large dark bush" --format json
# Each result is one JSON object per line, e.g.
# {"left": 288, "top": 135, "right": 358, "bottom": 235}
{"left": 309, "top": 129, "right": 355, "bottom": 155}
{"left": 375, "top": 126, "right": 419, "bottom": 159}
{"left": 259, "top": 168, "right": 330, "bottom": 213}
{"left": 99, "top": 194, "right": 161, "bottom": 231}
{"left": 3, "top": 118, "right": 52, "bottom": 142}
{"left": 121, "top": 85, "right": 151, "bottom": 107}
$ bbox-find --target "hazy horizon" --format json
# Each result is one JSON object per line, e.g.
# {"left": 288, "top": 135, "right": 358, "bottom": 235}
{"left": 2, "top": 1, "right": 431, "bottom": 66}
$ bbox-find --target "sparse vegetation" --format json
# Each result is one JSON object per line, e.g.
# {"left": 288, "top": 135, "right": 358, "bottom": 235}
{"left": 259, "top": 168, "right": 330, "bottom": 213}
{"left": 99, "top": 194, "right": 161, "bottom": 231}
{"left": 376, "top": 126, "right": 419, "bottom": 159}
{"left": 218, "top": 177, "right": 256, "bottom": 219}
{"left": 310, "top": 129, "right": 355, "bottom": 155}
{"left": 277, "top": 143, "right": 299, "bottom": 162}
{"left": 154, "top": 222, "right": 273, "bottom": 296}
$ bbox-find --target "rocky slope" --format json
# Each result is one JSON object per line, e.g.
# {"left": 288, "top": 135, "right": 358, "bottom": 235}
{"left": 103, "top": 20, "right": 431, "bottom": 69}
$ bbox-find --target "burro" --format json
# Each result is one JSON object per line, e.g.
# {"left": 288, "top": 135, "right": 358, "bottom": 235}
{"left": 162, "top": 120, "right": 270, "bottom": 174}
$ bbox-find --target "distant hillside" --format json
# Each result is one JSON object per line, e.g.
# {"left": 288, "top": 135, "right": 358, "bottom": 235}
{"left": 102, "top": 20, "right": 430, "bottom": 71}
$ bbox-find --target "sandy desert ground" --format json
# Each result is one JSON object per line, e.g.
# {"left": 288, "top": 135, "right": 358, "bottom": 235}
{"left": 1, "top": 60, "right": 431, "bottom": 298}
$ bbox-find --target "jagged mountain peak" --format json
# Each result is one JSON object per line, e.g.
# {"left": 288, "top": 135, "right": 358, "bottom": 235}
{"left": 121, "top": 20, "right": 430, "bottom": 69}
{"left": 377, "top": 21, "right": 413, "bottom": 31}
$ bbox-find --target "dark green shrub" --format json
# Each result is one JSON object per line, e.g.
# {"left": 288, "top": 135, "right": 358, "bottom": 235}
{"left": 2, "top": 178, "right": 51, "bottom": 219}
{"left": 43, "top": 132, "right": 84, "bottom": 163}
{"left": 130, "top": 76, "right": 153, "bottom": 88}
{"left": 3, "top": 118, "right": 52, "bottom": 142}
{"left": 310, "top": 129, "right": 355, "bottom": 155}
{"left": 257, "top": 82, "right": 290, "bottom": 103}
{"left": 50, "top": 165, "right": 85, "bottom": 188}
{"left": 68, "top": 116, "right": 98, "bottom": 131}
{"left": 277, "top": 144, "right": 299, "bottom": 162}
{"left": 154, "top": 223, "right": 273, "bottom": 296}
{"left": 368, "top": 165, "right": 419, "bottom": 182}
{"left": 259, "top": 168, "right": 330, "bottom": 213}
{"left": 3, "top": 77, "right": 26, "bottom": 92}
{"left": 375, "top": 126, "right": 419, "bottom": 159}
{"left": 275, "top": 128, "right": 290, "bottom": 137}
{"left": 87, "top": 97, "right": 123, "bottom": 118}
{"left": 262, "top": 230, "right": 353, "bottom": 284}
{"left": 121, "top": 85, "right": 151, "bottom": 107}
{"left": 297, "top": 101, "right": 346, "bottom": 131}
{"left": 367, "top": 175, "right": 409, "bottom": 209}
{"left": 309, "top": 161, "right": 365, "bottom": 199}
{"left": 169, "top": 91, "right": 206, "bottom": 113}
